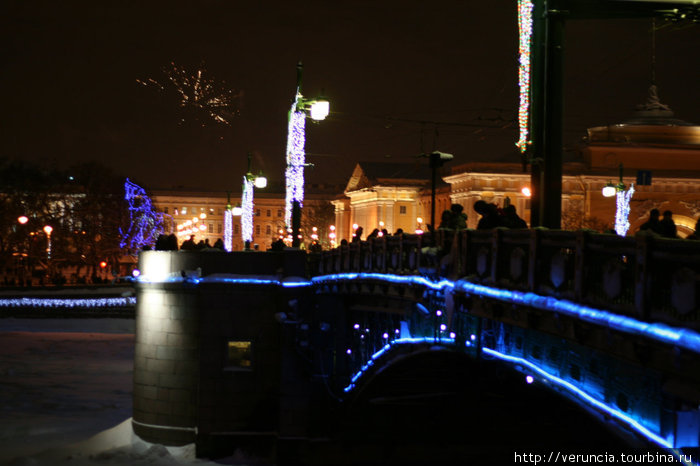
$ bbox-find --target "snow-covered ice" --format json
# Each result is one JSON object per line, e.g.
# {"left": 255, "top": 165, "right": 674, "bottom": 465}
{"left": 0, "top": 318, "right": 259, "bottom": 465}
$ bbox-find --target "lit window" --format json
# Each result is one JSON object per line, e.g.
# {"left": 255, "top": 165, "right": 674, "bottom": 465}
{"left": 225, "top": 341, "right": 253, "bottom": 371}
{"left": 182, "top": 207, "right": 188, "bottom": 215}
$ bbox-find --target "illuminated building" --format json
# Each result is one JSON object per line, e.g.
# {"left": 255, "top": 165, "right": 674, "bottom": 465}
{"left": 334, "top": 93, "right": 700, "bottom": 238}
{"left": 152, "top": 183, "right": 340, "bottom": 251}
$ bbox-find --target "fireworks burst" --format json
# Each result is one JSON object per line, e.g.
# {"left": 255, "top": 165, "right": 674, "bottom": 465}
{"left": 137, "top": 62, "right": 242, "bottom": 126}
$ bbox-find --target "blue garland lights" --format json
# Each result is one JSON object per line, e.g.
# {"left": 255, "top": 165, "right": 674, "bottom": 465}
{"left": 119, "top": 178, "right": 165, "bottom": 252}
{"left": 0, "top": 297, "right": 136, "bottom": 308}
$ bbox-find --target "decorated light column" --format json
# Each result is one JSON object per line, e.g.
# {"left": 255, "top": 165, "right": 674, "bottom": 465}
{"left": 241, "top": 152, "right": 267, "bottom": 250}
{"left": 602, "top": 164, "right": 635, "bottom": 236}
{"left": 285, "top": 62, "right": 329, "bottom": 247}
{"left": 516, "top": 0, "right": 534, "bottom": 153}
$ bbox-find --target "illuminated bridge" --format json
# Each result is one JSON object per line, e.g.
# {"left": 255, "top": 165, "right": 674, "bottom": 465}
{"left": 132, "top": 230, "right": 700, "bottom": 463}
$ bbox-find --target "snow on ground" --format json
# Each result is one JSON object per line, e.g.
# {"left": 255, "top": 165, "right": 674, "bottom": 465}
{"left": 0, "top": 319, "right": 258, "bottom": 466}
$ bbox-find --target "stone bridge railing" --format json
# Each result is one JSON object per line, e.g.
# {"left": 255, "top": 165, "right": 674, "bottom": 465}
{"left": 312, "top": 229, "right": 700, "bottom": 330}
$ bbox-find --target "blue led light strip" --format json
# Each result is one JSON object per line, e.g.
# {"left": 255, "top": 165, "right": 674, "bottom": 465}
{"left": 343, "top": 337, "right": 455, "bottom": 393}
{"left": 137, "top": 271, "right": 700, "bottom": 355}
{"left": 0, "top": 297, "right": 136, "bottom": 308}
{"left": 311, "top": 272, "right": 454, "bottom": 291}
{"left": 341, "top": 336, "right": 689, "bottom": 455}
{"left": 481, "top": 347, "right": 673, "bottom": 449}
{"left": 454, "top": 281, "right": 700, "bottom": 356}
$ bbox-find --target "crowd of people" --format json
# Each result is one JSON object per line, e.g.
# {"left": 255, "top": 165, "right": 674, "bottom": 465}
{"left": 638, "top": 208, "right": 690, "bottom": 239}
{"left": 149, "top": 203, "right": 700, "bottom": 255}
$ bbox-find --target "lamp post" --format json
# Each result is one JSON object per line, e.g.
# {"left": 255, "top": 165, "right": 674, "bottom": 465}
{"left": 422, "top": 151, "right": 453, "bottom": 232}
{"left": 43, "top": 225, "right": 53, "bottom": 261}
{"left": 602, "top": 163, "right": 635, "bottom": 236}
{"left": 241, "top": 152, "right": 267, "bottom": 250}
{"left": 285, "top": 61, "right": 329, "bottom": 248}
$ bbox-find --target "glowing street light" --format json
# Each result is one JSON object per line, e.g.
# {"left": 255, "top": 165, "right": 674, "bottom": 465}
{"left": 285, "top": 62, "right": 330, "bottom": 247}
{"left": 17, "top": 216, "right": 28, "bottom": 225}
{"left": 43, "top": 225, "right": 53, "bottom": 260}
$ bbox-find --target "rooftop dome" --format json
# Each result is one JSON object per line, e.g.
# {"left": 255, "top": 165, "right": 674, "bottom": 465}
{"left": 622, "top": 85, "right": 694, "bottom": 127}
{"left": 587, "top": 85, "right": 700, "bottom": 146}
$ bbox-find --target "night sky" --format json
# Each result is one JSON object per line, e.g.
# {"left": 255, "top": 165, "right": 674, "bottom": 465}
{"left": 1, "top": 1, "right": 698, "bottom": 192}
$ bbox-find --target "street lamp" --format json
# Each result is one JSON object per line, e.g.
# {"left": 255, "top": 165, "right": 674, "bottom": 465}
{"left": 17, "top": 216, "right": 28, "bottom": 225}
{"left": 241, "top": 152, "right": 267, "bottom": 250}
{"left": 43, "top": 225, "right": 53, "bottom": 260}
{"left": 285, "top": 61, "right": 330, "bottom": 247}
{"left": 421, "top": 151, "right": 453, "bottom": 232}
{"left": 602, "top": 164, "right": 635, "bottom": 236}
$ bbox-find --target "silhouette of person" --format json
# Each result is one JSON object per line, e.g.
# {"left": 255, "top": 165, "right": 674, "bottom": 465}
{"left": 167, "top": 234, "right": 179, "bottom": 250}
{"left": 155, "top": 234, "right": 168, "bottom": 250}
{"left": 450, "top": 203, "right": 467, "bottom": 230}
{"left": 474, "top": 200, "right": 502, "bottom": 230}
{"left": 502, "top": 205, "right": 528, "bottom": 229}
{"left": 352, "top": 226, "right": 363, "bottom": 243}
{"left": 438, "top": 210, "right": 454, "bottom": 230}
{"left": 180, "top": 235, "right": 196, "bottom": 250}
{"left": 659, "top": 210, "right": 677, "bottom": 238}
{"left": 639, "top": 209, "right": 661, "bottom": 234}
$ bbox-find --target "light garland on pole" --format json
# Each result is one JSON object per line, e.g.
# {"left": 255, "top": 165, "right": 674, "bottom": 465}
{"left": 224, "top": 208, "right": 233, "bottom": 251}
{"left": 615, "top": 184, "right": 635, "bottom": 236}
{"left": 284, "top": 62, "right": 329, "bottom": 246}
{"left": 241, "top": 176, "right": 255, "bottom": 246}
{"left": 602, "top": 164, "right": 634, "bottom": 236}
{"left": 516, "top": 0, "right": 534, "bottom": 152}
{"left": 285, "top": 99, "right": 307, "bottom": 228}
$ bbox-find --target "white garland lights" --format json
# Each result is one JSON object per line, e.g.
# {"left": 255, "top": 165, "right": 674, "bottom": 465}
{"left": 285, "top": 98, "right": 307, "bottom": 228}
{"left": 516, "top": 0, "right": 534, "bottom": 152}
{"left": 241, "top": 176, "right": 255, "bottom": 244}
{"left": 615, "top": 183, "right": 635, "bottom": 236}
{"left": 223, "top": 208, "right": 233, "bottom": 252}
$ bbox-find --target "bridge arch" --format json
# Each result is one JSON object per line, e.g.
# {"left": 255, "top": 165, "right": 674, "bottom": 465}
{"left": 338, "top": 340, "right": 633, "bottom": 456}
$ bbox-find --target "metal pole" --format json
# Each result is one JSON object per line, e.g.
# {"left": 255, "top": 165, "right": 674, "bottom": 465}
{"left": 430, "top": 152, "right": 440, "bottom": 231}
{"left": 292, "top": 201, "right": 301, "bottom": 248}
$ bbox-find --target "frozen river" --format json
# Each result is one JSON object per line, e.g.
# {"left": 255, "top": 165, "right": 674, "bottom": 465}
{"left": 0, "top": 318, "right": 254, "bottom": 465}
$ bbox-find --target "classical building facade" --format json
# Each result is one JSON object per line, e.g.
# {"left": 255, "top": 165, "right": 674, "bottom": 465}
{"left": 333, "top": 94, "right": 700, "bottom": 238}
{"left": 152, "top": 184, "right": 339, "bottom": 251}
{"left": 331, "top": 162, "right": 452, "bottom": 242}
